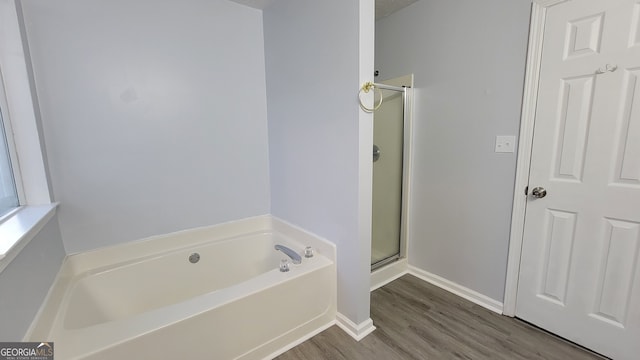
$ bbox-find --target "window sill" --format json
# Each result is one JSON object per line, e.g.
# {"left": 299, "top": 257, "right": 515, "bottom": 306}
{"left": 0, "top": 203, "right": 58, "bottom": 273}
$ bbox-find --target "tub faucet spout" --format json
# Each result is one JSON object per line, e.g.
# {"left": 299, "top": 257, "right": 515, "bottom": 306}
{"left": 275, "top": 245, "right": 302, "bottom": 264}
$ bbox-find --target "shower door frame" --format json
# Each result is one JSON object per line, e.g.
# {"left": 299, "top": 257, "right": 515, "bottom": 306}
{"left": 371, "top": 77, "right": 413, "bottom": 270}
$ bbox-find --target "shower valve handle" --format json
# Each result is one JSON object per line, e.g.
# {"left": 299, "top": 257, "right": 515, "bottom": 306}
{"left": 373, "top": 145, "right": 381, "bottom": 162}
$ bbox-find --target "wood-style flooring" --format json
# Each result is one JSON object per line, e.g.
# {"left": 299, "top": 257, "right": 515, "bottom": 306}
{"left": 276, "top": 274, "right": 605, "bottom": 360}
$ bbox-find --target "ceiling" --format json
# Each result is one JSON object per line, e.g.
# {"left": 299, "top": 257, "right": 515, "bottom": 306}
{"left": 229, "top": 0, "right": 419, "bottom": 20}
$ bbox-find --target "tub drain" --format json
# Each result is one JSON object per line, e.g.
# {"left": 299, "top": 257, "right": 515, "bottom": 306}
{"left": 189, "top": 253, "right": 200, "bottom": 263}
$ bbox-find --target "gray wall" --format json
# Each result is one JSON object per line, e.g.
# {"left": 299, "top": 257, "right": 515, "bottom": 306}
{"left": 264, "top": 0, "right": 372, "bottom": 323}
{"left": 21, "top": 0, "right": 271, "bottom": 253}
{"left": 376, "top": 0, "right": 531, "bottom": 302}
{"left": 0, "top": 215, "right": 65, "bottom": 340}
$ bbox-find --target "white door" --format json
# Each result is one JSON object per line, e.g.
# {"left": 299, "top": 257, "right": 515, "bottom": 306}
{"left": 516, "top": 0, "right": 640, "bottom": 359}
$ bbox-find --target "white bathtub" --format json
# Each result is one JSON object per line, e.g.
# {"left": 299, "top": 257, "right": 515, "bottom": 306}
{"left": 27, "top": 216, "right": 336, "bottom": 360}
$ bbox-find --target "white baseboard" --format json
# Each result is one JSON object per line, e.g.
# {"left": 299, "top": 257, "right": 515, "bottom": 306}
{"left": 335, "top": 313, "right": 376, "bottom": 341}
{"left": 262, "top": 320, "right": 335, "bottom": 360}
{"left": 408, "top": 266, "right": 504, "bottom": 314}
{"left": 371, "top": 258, "right": 408, "bottom": 291}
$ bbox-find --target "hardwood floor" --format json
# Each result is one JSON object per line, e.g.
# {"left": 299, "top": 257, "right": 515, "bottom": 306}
{"left": 276, "top": 274, "right": 605, "bottom": 360}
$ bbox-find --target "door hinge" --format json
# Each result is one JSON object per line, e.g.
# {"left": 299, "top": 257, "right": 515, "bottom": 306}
{"left": 524, "top": 186, "right": 529, "bottom": 195}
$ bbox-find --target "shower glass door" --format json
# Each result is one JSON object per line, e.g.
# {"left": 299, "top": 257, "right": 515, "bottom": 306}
{"left": 371, "top": 83, "right": 406, "bottom": 269}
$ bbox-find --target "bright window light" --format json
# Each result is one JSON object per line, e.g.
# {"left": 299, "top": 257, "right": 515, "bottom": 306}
{"left": 0, "top": 103, "right": 19, "bottom": 217}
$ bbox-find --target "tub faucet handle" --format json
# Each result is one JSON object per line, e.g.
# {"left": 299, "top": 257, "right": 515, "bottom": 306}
{"left": 304, "top": 246, "right": 314, "bottom": 258}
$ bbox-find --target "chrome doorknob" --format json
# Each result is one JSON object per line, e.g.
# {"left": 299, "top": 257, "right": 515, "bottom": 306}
{"left": 531, "top": 187, "right": 547, "bottom": 198}
{"left": 373, "top": 144, "right": 381, "bottom": 162}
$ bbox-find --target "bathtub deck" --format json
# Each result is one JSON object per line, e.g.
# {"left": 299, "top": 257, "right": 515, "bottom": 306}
{"left": 26, "top": 217, "right": 338, "bottom": 360}
{"left": 276, "top": 274, "right": 605, "bottom": 360}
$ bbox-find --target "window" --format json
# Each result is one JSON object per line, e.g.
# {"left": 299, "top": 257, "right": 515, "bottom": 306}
{"left": 0, "top": 0, "right": 56, "bottom": 270}
{"left": 0, "top": 82, "right": 19, "bottom": 217}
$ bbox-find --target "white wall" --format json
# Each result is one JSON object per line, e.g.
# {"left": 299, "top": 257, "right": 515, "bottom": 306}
{"left": 263, "top": 0, "right": 375, "bottom": 326}
{"left": 20, "top": 0, "right": 271, "bottom": 253}
{"left": 376, "top": 0, "right": 531, "bottom": 302}
{"left": 0, "top": 215, "right": 65, "bottom": 340}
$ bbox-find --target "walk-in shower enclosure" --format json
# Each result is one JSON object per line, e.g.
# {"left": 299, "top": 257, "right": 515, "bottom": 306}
{"left": 371, "top": 76, "right": 412, "bottom": 270}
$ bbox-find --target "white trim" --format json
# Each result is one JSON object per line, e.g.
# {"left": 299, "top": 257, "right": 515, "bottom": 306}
{"left": 503, "top": 1, "right": 550, "bottom": 317}
{"left": 0, "top": 0, "right": 51, "bottom": 205}
{"left": 0, "top": 203, "right": 57, "bottom": 272}
{"left": 402, "top": 80, "right": 414, "bottom": 260}
{"left": 261, "top": 320, "right": 336, "bottom": 360}
{"left": 409, "top": 266, "right": 504, "bottom": 314}
{"left": 335, "top": 313, "right": 376, "bottom": 341}
{"left": 357, "top": 0, "right": 375, "bottom": 331}
{"left": 371, "top": 258, "right": 408, "bottom": 291}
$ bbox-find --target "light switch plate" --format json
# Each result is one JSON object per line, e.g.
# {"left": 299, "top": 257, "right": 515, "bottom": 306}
{"left": 495, "top": 136, "right": 516, "bottom": 153}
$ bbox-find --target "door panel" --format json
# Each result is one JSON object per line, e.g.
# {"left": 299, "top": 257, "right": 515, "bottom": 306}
{"left": 516, "top": 1, "right": 640, "bottom": 359}
{"left": 614, "top": 68, "right": 640, "bottom": 185}
{"left": 371, "top": 88, "right": 404, "bottom": 265}
{"left": 553, "top": 74, "right": 595, "bottom": 181}
{"left": 538, "top": 209, "right": 577, "bottom": 306}
{"left": 592, "top": 218, "right": 639, "bottom": 327}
